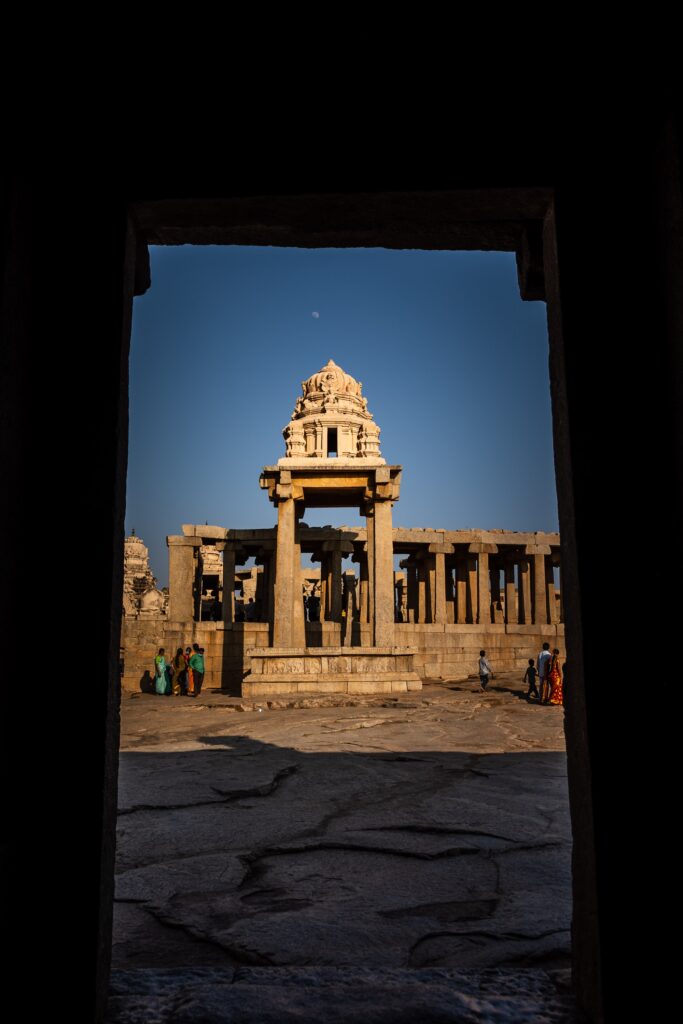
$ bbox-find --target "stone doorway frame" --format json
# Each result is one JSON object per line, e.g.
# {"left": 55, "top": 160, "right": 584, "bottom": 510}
{"left": 119, "top": 191, "right": 597, "bottom": 1015}
{"left": 11, "top": 182, "right": 665, "bottom": 1024}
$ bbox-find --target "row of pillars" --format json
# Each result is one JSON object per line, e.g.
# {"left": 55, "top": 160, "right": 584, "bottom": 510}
{"left": 168, "top": 537, "right": 276, "bottom": 626}
{"left": 399, "top": 543, "right": 561, "bottom": 625}
{"left": 169, "top": 534, "right": 560, "bottom": 634}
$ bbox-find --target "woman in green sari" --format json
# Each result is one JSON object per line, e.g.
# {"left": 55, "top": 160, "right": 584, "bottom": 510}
{"left": 154, "top": 648, "right": 167, "bottom": 695}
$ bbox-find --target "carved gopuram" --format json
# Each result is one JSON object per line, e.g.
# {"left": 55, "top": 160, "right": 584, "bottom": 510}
{"left": 121, "top": 360, "right": 563, "bottom": 695}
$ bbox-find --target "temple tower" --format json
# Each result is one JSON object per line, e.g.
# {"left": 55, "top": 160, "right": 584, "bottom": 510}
{"left": 246, "top": 358, "right": 419, "bottom": 696}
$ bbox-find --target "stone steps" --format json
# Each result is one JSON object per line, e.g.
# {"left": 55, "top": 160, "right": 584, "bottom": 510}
{"left": 242, "top": 674, "right": 422, "bottom": 696}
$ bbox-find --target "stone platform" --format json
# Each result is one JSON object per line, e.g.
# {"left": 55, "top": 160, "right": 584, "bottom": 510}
{"left": 243, "top": 646, "right": 421, "bottom": 696}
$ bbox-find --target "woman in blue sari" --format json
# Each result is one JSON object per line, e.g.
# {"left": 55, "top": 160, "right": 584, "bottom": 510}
{"left": 154, "top": 648, "right": 168, "bottom": 695}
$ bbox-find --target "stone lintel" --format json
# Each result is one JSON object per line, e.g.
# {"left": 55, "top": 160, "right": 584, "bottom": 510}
{"left": 414, "top": 549, "right": 433, "bottom": 562}
{"left": 428, "top": 543, "right": 455, "bottom": 554}
{"left": 468, "top": 542, "right": 499, "bottom": 554}
{"left": 254, "top": 542, "right": 276, "bottom": 556}
{"left": 375, "top": 484, "right": 399, "bottom": 501}
{"left": 167, "top": 535, "right": 202, "bottom": 548}
{"left": 181, "top": 524, "right": 227, "bottom": 539}
{"left": 321, "top": 539, "right": 355, "bottom": 553}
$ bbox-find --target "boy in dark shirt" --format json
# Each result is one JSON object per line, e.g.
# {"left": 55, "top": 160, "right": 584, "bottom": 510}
{"left": 523, "top": 658, "right": 539, "bottom": 700}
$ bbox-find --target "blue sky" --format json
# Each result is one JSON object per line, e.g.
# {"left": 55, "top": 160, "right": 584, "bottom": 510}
{"left": 126, "top": 247, "right": 557, "bottom": 585}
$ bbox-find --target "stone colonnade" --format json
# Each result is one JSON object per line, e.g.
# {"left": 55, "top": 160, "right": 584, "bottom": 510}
{"left": 168, "top": 527, "right": 562, "bottom": 634}
{"left": 398, "top": 540, "right": 561, "bottom": 626}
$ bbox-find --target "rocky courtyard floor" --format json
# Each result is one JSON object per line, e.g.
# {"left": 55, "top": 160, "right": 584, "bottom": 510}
{"left": 109, "top": 674, "right": 575, "bottom": 1022}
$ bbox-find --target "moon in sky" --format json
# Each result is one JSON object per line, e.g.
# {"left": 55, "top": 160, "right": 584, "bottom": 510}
{"left": 311, "top": 311, "right": 320, "bottom": 318}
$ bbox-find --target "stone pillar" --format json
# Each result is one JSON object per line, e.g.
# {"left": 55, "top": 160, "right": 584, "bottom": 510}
{"left": 266, "top": 554, "right": 275, "bottom": 626}
{"left": 372, "top": 499, "right": 395, "bottom": 646}
{"left": 466, "top": 557, "right": 478, "bottom": 624}
{"left": 273, "top": 497, "right": 296, "bottom": 647}
{"left": 254, "top": 565, "right": 265, "bottom": 617}
{"left": 518, "top": 559, "right": 531, "bottom": 625}
{"left": 394, "top": 573, "right": 407, "bottom": 622}
{"left": 254, "top": 547, "right": 275, "bottom": 623}
{"left": 426, "top": 555, "right": 437, "bottom": 623}
{"left": 504, "top": 557, "right": 517, "bottom": 624}
{"left": 428, "top": 543, "right": 453, "bottom": 625}
{"left": 343, "top": 572, "right": 355, "bottom": 645}
{"left": 455, "top": 557, "right": 468, "bottom": 624}
{"left": 325, "top": 554, "right": 334, "bottom": 621}
{"left": 317, "top": 552, "right": 328, "bottom": 622}
{"left": 358, "top": 550, "right": 370, "bottom": 623}
{"left": 532, "top": 551, "right": 550, "bottom": 625}
{"left": 417, "top": 554, "right": 429, "bottom": 624}
{"left": 167, "top": 536, "right": 199, "bottom": 621}
{"left": 331, "top": 550, "right": 343, "bottom": 622}
{"left": 365, "top": 509, "right": 375, "bottom": 629}
{"left": 221, "top": 544, "right": 236, "bottom": 624}
{"left": 405, "top": 560, "right": 418, "bottom": 624}
{"left": 490, "top": 562, "right": 504, "bottom": 623}
{"left": 292, "top": 516, "right": 306, "bottom": 646}
{"left": 557, "top": 562, "right": 564, "bottom": 623}
{"left": 445, "top": 563, "right": 455, "bottom": 624}
{"left": 322, "top": 540, "right": 353, "bottom": 623}
{"left": 477, "top": 552, "right": 490, "bottom": 625}
{"left": 546, "top": 558, "right": 559, "bottom": 624}
{"left": 469, "top": 542, "right": 498, "bottom": 625}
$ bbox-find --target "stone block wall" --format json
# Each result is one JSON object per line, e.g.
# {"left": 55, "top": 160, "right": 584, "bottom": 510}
{"left": 122, "top": 620, "right": 269, "bottom": 695}
{"left": 395, "top": 622, "right": 565, "bottom": 680}
{"left": 123, "top": 618, "right": 565, "bottom": 693}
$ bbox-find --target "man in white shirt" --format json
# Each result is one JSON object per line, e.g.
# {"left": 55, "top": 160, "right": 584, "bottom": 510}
{"left": 537, "top": 642, "right": 552, "bottom": 703}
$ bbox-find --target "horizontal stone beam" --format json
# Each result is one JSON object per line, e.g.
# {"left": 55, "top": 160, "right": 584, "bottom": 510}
{"left": 181, "top": 524, "right": 227, "bottom": 539}
{"left": 321, "top": 540, "right": 355, "bottom": 553}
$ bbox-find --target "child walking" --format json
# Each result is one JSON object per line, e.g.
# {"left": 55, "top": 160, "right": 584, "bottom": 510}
{"left": 478, "top": 650, "right": 493, "bottom": 691}
{"left": 523, "top": 658, "right": 539, "bottom": 700}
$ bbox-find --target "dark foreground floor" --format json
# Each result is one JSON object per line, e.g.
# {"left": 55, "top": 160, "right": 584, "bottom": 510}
{"left": 109, "top": 677, "right": 575, "bottom": 1021}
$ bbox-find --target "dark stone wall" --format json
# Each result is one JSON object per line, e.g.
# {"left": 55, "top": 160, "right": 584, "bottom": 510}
{"left": 1, "top": 187, "right": 132, "bottom": 1022}
{"left": 2, "top": 104, "right": 680, "bottom": 1021}
{"left": 549, "top": 110, "right": 682, "bottom": 1022}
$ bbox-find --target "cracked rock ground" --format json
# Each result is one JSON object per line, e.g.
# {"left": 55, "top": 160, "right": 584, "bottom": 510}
{"left": 110, "top": 675, "right": 574, "bottom": 1022}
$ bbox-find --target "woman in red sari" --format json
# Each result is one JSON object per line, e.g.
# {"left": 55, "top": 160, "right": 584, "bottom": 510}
{"left": 548, "top": 647, "right": 563, "bottom": 705}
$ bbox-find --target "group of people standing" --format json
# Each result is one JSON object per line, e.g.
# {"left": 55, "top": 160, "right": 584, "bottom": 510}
{"left": 153, "top": 644, "right": 205, "bottom": 698}
{"left": 478, "top": 642, "right": 564, "bottom": 706}
{"left": 523, "top": 642, "right": 564, "bottom": 704}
